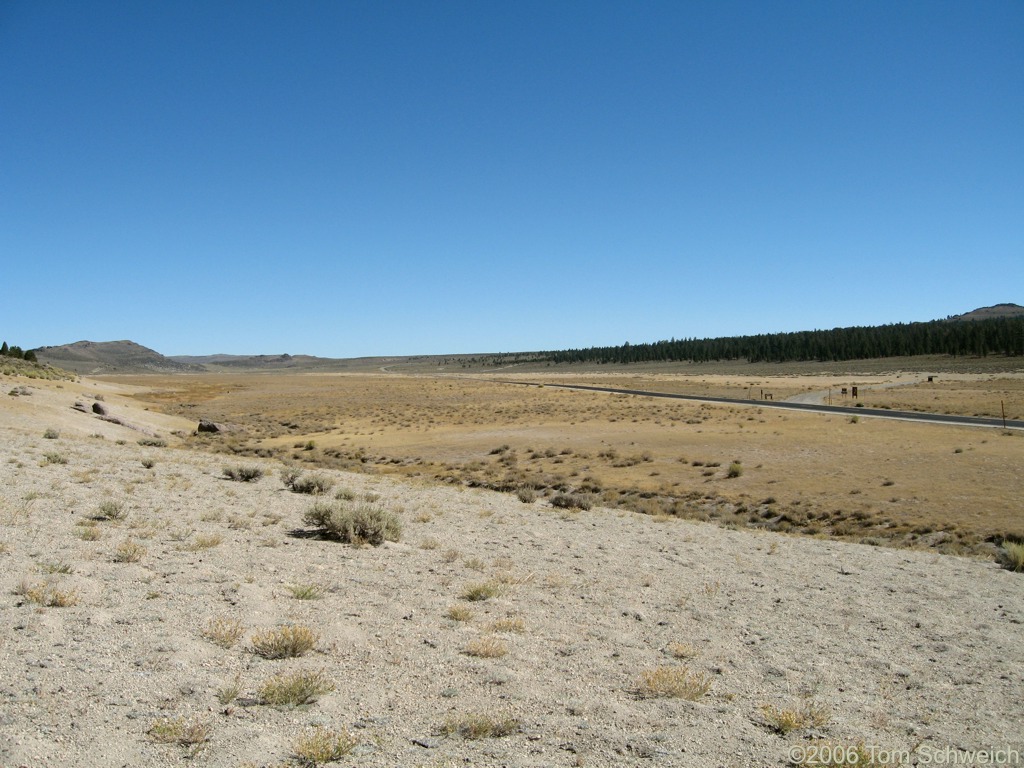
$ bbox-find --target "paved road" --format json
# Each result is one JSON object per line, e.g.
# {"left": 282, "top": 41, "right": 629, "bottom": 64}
{"left": 497, "top": 380, "right": 1024, "bottom": 431}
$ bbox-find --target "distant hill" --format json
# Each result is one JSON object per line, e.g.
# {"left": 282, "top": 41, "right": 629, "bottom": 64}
{"left": 33, "top": 340, "right": 206, "bottom": 374}
{"left": 949, "top": 303, "right": 1024, "bottom": 321}
{"left": 169, "top": 352, "right": 340, "bottom": 371}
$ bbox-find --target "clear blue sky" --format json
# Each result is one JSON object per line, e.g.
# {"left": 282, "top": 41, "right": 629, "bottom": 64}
{"left": 2, "top": 1, "right": 1021, "bottom": 357}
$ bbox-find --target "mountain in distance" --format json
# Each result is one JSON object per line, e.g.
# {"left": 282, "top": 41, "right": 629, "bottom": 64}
{"left": 29, "top": 304, "right": 1022, "bottom": 374}
{"left": 948, "top": 303, "right": 1024, "bottom": 321}
{"left": 32, "top": 340, "right": 205, "bottom": 375}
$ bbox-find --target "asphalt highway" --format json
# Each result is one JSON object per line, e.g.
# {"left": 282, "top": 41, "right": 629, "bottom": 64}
{"left": 498, "top": 380, "right": 1024, "bottom": 431}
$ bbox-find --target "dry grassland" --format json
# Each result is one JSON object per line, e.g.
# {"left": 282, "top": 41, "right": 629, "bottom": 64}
{"left": 111, "top": 368, "right": 1023, "bottom": 557}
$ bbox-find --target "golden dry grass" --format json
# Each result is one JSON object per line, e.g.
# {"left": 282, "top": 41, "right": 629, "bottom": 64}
{"left": 109, "top": 369, "right": 1023, "bottom": 555}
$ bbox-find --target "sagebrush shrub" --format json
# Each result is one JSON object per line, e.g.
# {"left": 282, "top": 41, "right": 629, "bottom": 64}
{"left": 551, "top": 493, "right": 592, "bottom": 511}
{"left": 303, "top": 501, "right": 401, "bottom": 546}
{"left": 285, "top": 472, "right": 334, "bottom": 495}
{"left": 223, "top": 465, "right": 264, "bottom": 482}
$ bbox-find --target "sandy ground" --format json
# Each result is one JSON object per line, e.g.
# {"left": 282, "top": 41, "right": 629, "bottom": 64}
{"left": 1, "top": 375, "right": 1022, "bottom": 768}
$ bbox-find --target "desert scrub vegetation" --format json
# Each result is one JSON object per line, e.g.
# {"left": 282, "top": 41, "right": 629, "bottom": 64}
{"left": 185, "top": 533, "right": 224, "bottom": 550}
{"left": 250, "top": 624, "right": 319, "bottom": 659}
{"left": 258, "top": 668, "right": 334, "bottom": 707}
{"left": 113, "top": 539, "right": 146, "bottom": 563}
{"left": 202, "top": 616, "right": 245, "bottom": 649}
{"left": 760, "top": 699, "right": 831, "bottom": 734}
{"left": 42, "top": 451, "right": 68, "bottom": 465}
{"left": 550, "top": 493, "right": 593, "bottom": 511}
{"left": 463, "top": 636, "right": 508, "bottom": 658}
{"left": 489, "top": 616, "right": 526, "bottom": 634}
{"left": 999, "top": 541, "right": 1024, "bottom": 572}
{"left": 43, "top": 427, "right": 60, "bottom": 439}
{"left": 147, "top": 716, "right": 210, "bottom": 746}
{"left": 222, "top": 464, "right": 264, "bottom": 482}
{"left": 137, "top": 437, "right": 167, "bottom": 448}
{"left": 293, "top": 725, "right": 358, "bottom": 765}
{"left": 95, "top": 500, "right": 127, "bottom": 521}
{"left": 302, "top": 500, "right": 401, "bottom": 546}
{"left": 634, "top": 666, "right": 713, "bottom": 700}
{"left": 445, "top": 604, "right": 474, "bottom": 622}
{"left": 461, "top": 580, "right": 503, "bottom": 602}
{"left": 286, "top": 583, "right": 325, "bottom": 600}
{"left": 282, "top": 469, "right": 334, "bottom": 495}
{"left": 15, "top": 579, "right": 80, "bottom": 607}
{"left": 440, "top": 712, "right": 520, "bottom": 740}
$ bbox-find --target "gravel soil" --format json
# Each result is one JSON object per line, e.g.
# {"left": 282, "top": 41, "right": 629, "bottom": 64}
{"left": 1, "top": 376, "right": 1021, "bottom": 768}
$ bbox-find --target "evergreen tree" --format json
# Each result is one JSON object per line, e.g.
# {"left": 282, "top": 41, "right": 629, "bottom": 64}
{"left": 0, "top": 341, "right": 8, "bottom": 356}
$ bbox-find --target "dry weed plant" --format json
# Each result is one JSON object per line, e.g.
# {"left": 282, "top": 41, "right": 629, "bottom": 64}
{"left": 665, "top": 641, "right": 699, "bottom": 659}
{"left": 202, "top": 617, "right": 245, "bottom": 649}
{"left": 95, "top": 500, "right": 127, "bottom": 521}
{"left": 16, "top": 579, "right": 79, "bottom": 607}
{"left": 441, "top": 712, "right": 520, "bottom": 739}
{"left": 186, "top": 533, "right": 224, "bottom": 550}
{"left": 75, "top": 522, "right": 102, "bottom": 541}
{"left": 147, "top": 716, "right": 211, "bottom": 746}
{"left": 445, "top": 605, "right": 474, "bottom": 622}
{"left": 489, "top": 617, "right": 526, "bottom": 634}
{"left": 293, "top": 725, "right": 358, "bottom": 765}
{"left": 999, "top": 541, "right": 1024, "bottom": 572}
{"left": 761, "top": 699, "right": 831, "bottom": 734}
{"left": 419, "top": 537, "right": 440, "bottom": 549}
{"left": 113, "top": 539, "right": 146, "bottom": 563}
{"left": 463, "top": 636, "right": 508, "bottom": 658}
{"left": 634, "top": 666, "right": 713, "bottom": 700}
{"left": 461, "top": 581, "right": 503, "bottom": 602}
{"left": 258, "top": 668, "right": 335, "bottom": 707}
{"left": 286, "top": 583, "right": 325, "bottom": 600}
{"left": 216, "top": 672, "right": 243, "bottom": 706}
{"left": 39, "top": 560, "right": 73, "bottom": 574}
{"left": 250, "top": 625, "right": 319, "bottom": 659}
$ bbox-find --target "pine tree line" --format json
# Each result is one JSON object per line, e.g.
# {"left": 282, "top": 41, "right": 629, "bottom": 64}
{"left": 542, "top": 316, "right": 1024, "bottom": 366}
{"left": 0, "top": 341, "right": 38, "bottom": 363}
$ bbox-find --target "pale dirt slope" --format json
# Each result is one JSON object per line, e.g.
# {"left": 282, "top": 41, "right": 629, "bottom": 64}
{"left": 1, "top": 375, "right": 1021, "bottom": 767}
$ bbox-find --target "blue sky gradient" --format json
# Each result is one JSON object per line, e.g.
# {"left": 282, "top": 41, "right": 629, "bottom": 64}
{"left": 2, "top": 1, "right": 1021, "bottom": 357}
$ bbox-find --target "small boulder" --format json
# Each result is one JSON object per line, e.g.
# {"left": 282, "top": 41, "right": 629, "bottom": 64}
{"left": 197, "top": 420, "right": 222, "bottom": 433}
{"left": 92, "top": 402, "right": 108, "bottom": 415}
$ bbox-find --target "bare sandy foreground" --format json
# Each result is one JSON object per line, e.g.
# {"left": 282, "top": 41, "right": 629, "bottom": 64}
{"left": 1, "top": 376, "right": 1022, "bottom": 768}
